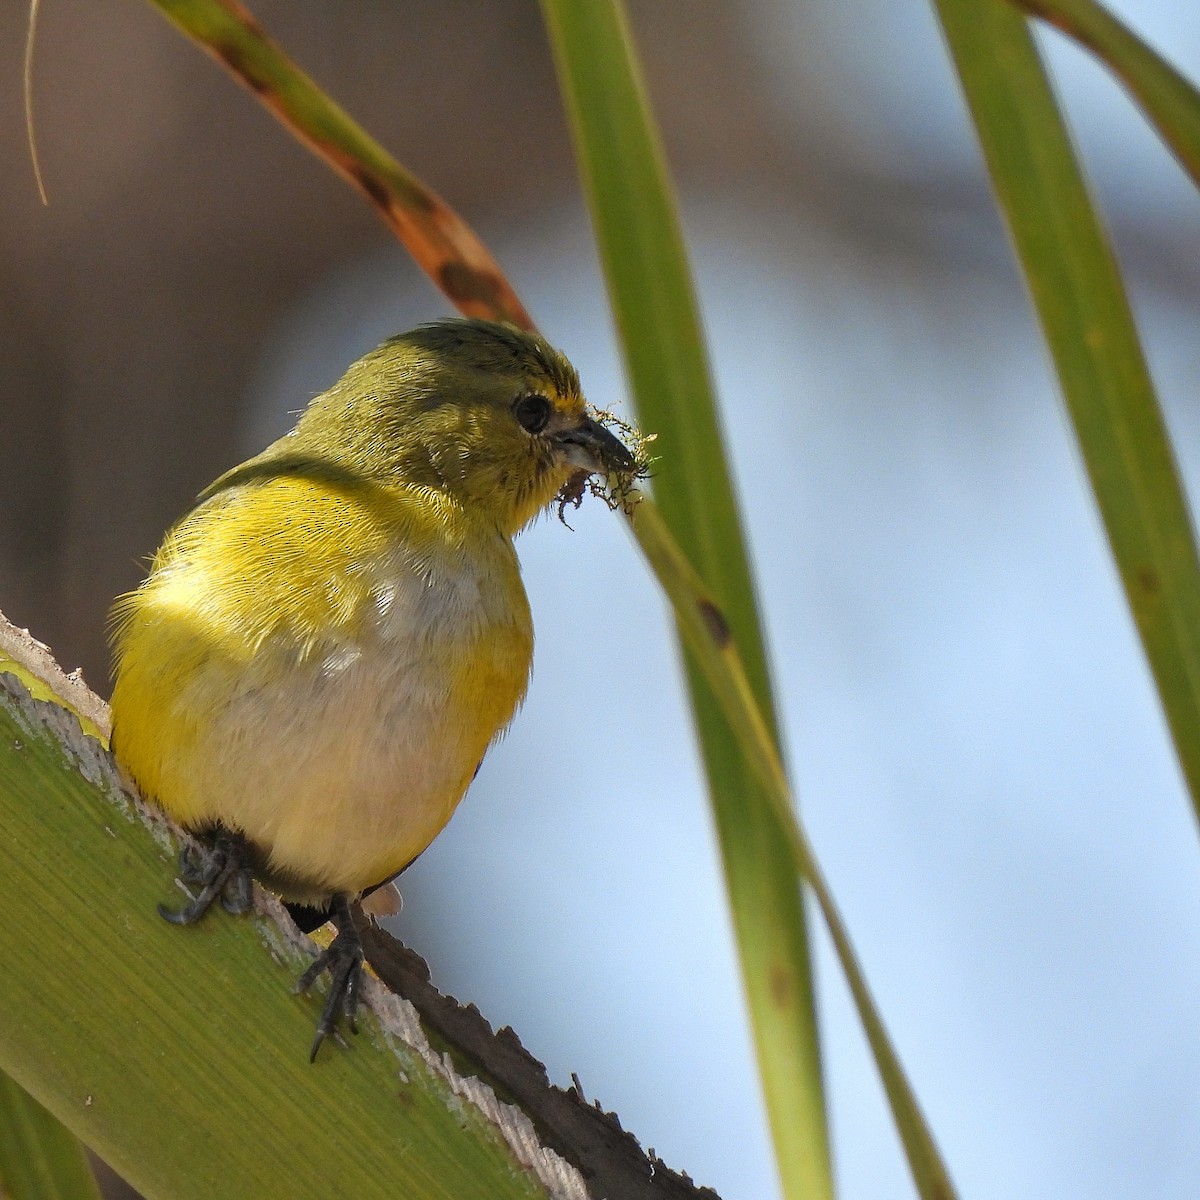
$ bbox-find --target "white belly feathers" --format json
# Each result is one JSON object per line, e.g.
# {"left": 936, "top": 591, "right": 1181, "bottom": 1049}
{"left": 172, "top": 537, "right": 533, "bottom": 899}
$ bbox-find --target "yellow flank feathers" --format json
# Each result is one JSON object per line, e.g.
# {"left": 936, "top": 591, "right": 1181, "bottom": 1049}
{"left": 110, "top": 319, "right": 637, "bottom": 908}
{"left": 112, "top": 473, "right": 531, "bottom": 899}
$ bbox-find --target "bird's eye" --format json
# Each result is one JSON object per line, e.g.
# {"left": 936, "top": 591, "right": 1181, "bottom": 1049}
{"left": 513, "top": 393, "right": 551, "bottom": 434}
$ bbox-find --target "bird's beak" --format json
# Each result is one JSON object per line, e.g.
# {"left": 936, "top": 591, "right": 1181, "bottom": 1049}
{"left": 552, "top": 415, "right": 637, "bottom": 477}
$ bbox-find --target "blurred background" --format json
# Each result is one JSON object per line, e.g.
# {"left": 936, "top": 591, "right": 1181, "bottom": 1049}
{"left": 3, "top": 1, "right": 1200, "bottom": 1197}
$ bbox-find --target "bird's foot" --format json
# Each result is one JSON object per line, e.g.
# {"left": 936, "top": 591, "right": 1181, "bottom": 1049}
{"left": 293, "top": 894, "right": 364, "bottom": 1063}
{"left": 159, "top": 828, "right": 253, "bottom": 925}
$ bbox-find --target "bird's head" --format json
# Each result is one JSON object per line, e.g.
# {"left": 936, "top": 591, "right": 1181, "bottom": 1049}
{"left": 289, "top": 319, "right": 636, "bottom": 535}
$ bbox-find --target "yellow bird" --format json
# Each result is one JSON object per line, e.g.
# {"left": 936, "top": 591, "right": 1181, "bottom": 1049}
{"left": 109, "top": 319, "right": 635, "bottom": 1058}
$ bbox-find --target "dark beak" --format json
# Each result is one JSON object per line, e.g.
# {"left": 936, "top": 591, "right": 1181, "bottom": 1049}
{"left": 553, "top": 416, "right": 637, "bottom": 476}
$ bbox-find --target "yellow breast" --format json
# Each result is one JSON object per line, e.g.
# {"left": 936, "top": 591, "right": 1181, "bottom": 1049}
{"left": 109, "top": 471, "right": 533, "bottom": 900}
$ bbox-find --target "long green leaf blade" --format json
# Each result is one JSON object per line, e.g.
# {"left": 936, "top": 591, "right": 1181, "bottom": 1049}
{"left": 538, "top": 7, "right": 838, "bottom": 1198}
{"left": 536, "top": 7, "right": 830, "bottom": 1197}
{"left": 933, "top": 0, "right": 1200, "bottom": 828}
